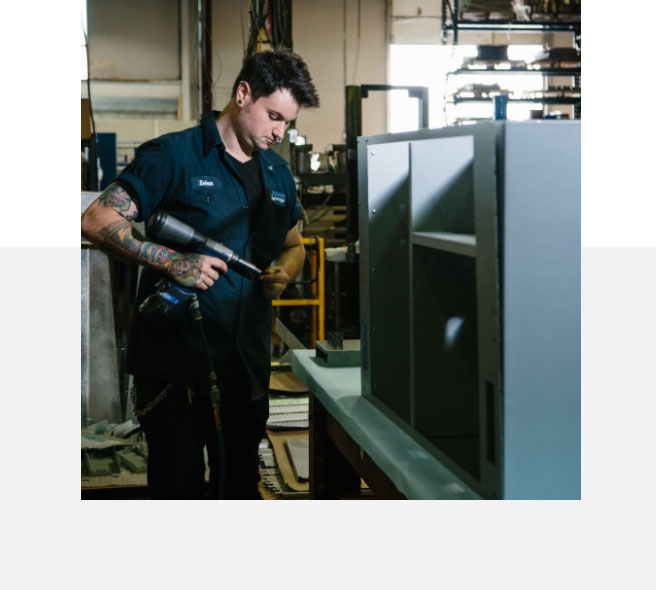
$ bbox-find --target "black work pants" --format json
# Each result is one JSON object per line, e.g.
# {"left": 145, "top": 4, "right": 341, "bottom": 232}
{"left": 134, "top": 371, "right": 269, "bottom": 500}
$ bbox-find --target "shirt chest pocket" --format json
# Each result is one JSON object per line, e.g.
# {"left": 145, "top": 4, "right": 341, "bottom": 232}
{"left": 267, "top": 189, "right": 290, "bottom": 235}
{"left": 190, "top": 176, "right": 222, "bottom": 204}
{"left": 254, "top": 188, "right": 291, "bottom": 254}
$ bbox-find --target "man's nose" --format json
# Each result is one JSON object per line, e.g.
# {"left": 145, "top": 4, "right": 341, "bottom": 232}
{"left": 273, "top": 121, "right": 286, "bottom": 138}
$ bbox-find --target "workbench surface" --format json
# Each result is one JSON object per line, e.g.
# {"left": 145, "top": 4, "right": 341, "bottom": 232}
{"left": 291, "top": 349, "right": 479, "bottom": 500}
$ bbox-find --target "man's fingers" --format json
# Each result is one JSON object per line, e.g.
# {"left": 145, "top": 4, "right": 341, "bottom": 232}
{"left": 260, "top": 274, "right": 287, "bottom": 283}
{"left": 260, "top": 267, "right": 289, "bottom": 283}
{"left": 205, "top": 256, "right": 228, "bottom": 274}
{"left": 203, "top": 265, "right": 220, "bottom": 281}
{"left": 189, "top": 255, "right": 225, "bottom": 290}
{"left": 195, "top": 274, "right": 215, "bottom": 290}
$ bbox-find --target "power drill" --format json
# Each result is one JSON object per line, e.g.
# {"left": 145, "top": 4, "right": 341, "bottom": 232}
{"left": 139, "top": 211, "right": 262, "bottom": 324}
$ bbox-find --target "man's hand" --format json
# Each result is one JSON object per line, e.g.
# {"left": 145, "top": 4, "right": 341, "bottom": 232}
{"left": 82, "top": 182, "right": 229, "bottom": 290}
{"left": 259, "top": 266, "right": 292, "bottom": 299}
{"left": 166, "top": 253, "right": 228, "bottom": 290}
{"left": 259, "top": 225, "right": 304, "bottom": 299}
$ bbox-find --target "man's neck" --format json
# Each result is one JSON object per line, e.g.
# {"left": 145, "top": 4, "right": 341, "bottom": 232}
{"left": 217, "top": 104, "right": 253, "bottom": 162}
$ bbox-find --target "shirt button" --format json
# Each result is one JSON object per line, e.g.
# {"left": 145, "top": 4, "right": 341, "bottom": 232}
{"left": 268, "top": 166, "right": 273, "bottom": 171}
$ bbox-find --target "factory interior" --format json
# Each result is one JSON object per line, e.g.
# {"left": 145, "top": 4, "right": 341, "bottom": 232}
{"left": 3, "top": 0, "right": 656, "bottom": 585}
{"left": 78, "top": 0, "right": 586, "bottom": 502}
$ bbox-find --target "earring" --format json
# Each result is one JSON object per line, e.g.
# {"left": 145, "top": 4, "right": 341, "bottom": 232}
{"left": 237, "top": 99, "right": 243, "bottom": 106}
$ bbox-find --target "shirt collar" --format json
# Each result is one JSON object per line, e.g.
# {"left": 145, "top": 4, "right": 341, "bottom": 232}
{"left": 201, "top": 110, "right": 223, "bottom": 156}
{"left": 201, "top": 109, "right": 288, "bottom": 167}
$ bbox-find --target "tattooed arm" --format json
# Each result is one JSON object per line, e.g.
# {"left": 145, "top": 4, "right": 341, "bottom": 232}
{"left": 81, "top": 182, "right": 227, "bottom": 289}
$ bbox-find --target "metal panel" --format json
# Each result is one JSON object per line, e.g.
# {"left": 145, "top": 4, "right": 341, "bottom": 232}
{"left": 81, "top": 248, "right": 90, "bottom": 427}
{"left": 358, "top": 137, "right": 412, "bottom": 423}
{"left": 82, "top": 247, "right": 123, "bottom": 426}
{"left": 81, "top": 192, "right": 123, "bottom": 426}
{"left": 469, "top": 123, "right": 502, "bottom": 499}
{"left": 501, "top": 121, "right": 581, "bottom": 499}
{"left": 410, "top": 135, "right": 475, "bottom": 234}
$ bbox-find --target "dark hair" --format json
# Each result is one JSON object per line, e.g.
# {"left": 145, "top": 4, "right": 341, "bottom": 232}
{"left": 232, "top": 51, "right": 320, "bottom": 108}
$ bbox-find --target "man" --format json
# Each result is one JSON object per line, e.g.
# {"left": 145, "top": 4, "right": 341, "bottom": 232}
{"left": 82, "top": 51, "right": 320, "bottom": 499}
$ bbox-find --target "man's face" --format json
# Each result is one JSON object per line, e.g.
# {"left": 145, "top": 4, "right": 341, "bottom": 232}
{"left": 236, "top": 85, "right": 301, "bottom": 152}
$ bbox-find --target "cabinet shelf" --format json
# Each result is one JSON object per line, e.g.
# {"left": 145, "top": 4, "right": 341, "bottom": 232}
{"left": 412, "top": 231, "right": 476, "bottom": 257}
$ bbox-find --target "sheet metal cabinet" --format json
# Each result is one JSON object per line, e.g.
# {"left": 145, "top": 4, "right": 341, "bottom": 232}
{"left": 358, "top": 121, "right": 580, "bottom": 499}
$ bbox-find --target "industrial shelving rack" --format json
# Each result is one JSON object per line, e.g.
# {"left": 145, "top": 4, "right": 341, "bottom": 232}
{"left": 441, "top": 0, "right": 581, "bottom": 119}
{"left": 452, "top": 96, "right": 579, "bottom": 105}
{"left": 441, "top": 0, "right": 581, "bottom": 45}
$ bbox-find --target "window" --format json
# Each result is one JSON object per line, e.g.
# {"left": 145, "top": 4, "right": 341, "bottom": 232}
{"left": 389, "top": 44, "right": 545, "bottom": 131}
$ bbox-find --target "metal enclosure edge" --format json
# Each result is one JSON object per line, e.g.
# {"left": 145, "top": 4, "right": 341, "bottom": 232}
{"left": 357, "top": 122, "right": 580, "bottom": 499}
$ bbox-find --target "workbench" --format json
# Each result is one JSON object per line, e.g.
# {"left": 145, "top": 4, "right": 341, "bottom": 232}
{"left": 291, "top": 350, "right": 479, "bottom": 500}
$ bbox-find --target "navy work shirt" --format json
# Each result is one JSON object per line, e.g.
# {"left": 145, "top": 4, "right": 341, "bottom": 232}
{"left": 117, "top": 110, "right": 301, "bottom": 399}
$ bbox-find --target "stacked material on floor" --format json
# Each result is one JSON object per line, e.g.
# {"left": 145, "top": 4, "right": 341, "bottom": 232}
{"left": 259, "top": 430, "right": 310, "bottom": 499}
{"left": 267, "top": 400, "right": 309, "bottom": 430}
{"left": 284, "top": 438, "right": 309, "bottom": 481}
{"left": 259, "top": 430, "right": 372, "bottom": 499}
{"left": 268, "top": 369, "right": 309, "bottom": 430}
{"left": 81, "top": 419, "right": 147, "bottom": 487}
{"left": 270, "top": 369, "right": 308, "bottom": 394}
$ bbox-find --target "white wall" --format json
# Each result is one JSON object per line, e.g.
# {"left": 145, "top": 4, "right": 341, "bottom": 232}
{"left": 85, "top": 0, "right": 198, "bottom": 132}
{"left": 293, "top": 0, "right": 388, "bottom": 149}
{"left": 87, "top": 0, "right": 180, "bottom": 80}
{"left": 208, "top": 0, "right": 249, "bottom": 110}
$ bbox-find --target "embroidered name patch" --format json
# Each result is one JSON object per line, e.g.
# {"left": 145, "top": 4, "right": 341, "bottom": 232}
{"left": 271, "top": 190, "right": 286, "bottom": 206}
{"left": 191, "top": 176, "right": 221, "bottom": 189}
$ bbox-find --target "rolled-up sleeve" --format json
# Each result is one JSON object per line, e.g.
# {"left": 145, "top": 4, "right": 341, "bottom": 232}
{"left": 117, "top": 139, "right": 172, "bottom": 223}
{"left": 289, "top": 201, "right": 302, "bottom": 229}
{"left": 284, "top": 171, "right": 302, "bottom": 230}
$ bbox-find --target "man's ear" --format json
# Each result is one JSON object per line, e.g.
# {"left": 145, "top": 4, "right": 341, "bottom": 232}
{"left": 236, "top": 80, "right": 252, "bottom": 104}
